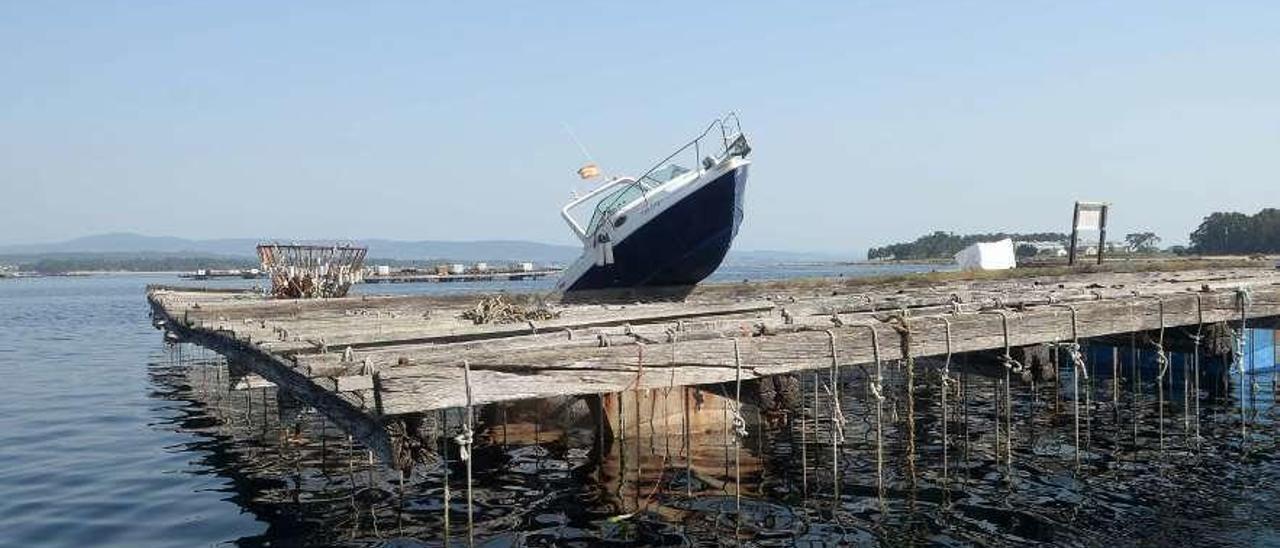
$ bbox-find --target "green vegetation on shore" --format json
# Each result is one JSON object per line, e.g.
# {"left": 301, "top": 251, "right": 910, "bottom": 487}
{"left": 867, "top": 231, "right": 1068, "bottom": 260}
{"left": 1190, "top": 209, "right": 1280, "bottom": 255}
{"left": 0, "top": 254, "right": 259, "bottom": 274}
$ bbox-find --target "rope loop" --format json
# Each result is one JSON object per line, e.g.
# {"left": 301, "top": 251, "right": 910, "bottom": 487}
{"left": 453, "top": 424, "right": 474, "bottom": 462}
{"left": 455, "top": 359, "right": 476, "bottom": 462}
{"left": 1153, "top": 344, "right": 1170, "bottom": 381}
{"left": 983, "top": 310, "right": 1026, "bottom": 374}
{"left": 730, "top": 339, "right": 748, "bottom": 443}
{"left": 731, "top": 411, "right": 749, "bottom": 440}
{"left": 823, "top": 382, "right": 848, "bottom": 444}
{"left": 1237, "top": 286, "right": 1253, "bottom": 307}
{"left": 1063, "top": 342, "right": 1089, "bottom": 380}
{"left": 1235, "top": 287, "right": 1252, "bottom": 374}
{"left": 868, "top": 381, "right": 885, "bottom": 402}
{"left": 934, "top": 316, "right": 955, "bottom": 388}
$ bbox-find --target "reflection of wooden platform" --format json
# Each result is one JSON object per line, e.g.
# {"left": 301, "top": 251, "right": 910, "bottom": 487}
{"left": 147, "top": 266, "right": 1280, "bottom": 469}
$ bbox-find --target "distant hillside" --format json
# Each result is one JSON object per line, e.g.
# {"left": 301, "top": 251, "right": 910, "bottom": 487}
{"left": 0, "top": 233, "right": 846, "bottom": 266}
{"left": 8, "top": 253, "right": 260, "bottom": 274}
{"left": 0, "top": 233, "right": 581, "bottom": 264}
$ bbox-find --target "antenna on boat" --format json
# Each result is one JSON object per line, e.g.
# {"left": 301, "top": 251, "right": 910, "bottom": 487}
{"left": 561, "top": 122, "right": 605, "bottom": 187}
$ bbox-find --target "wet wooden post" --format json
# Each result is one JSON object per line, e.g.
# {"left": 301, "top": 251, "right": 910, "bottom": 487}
{"left": 1097, "top": 203, "right": 1110, "bottom": 265}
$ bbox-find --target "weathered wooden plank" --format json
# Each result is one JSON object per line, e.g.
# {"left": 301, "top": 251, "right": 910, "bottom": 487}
{"left": 373, "top": 288, "right": 1280, "bottom": 413}
{"left": 147, "top": 292, "right": 397, "bottom": 467}
{"left": 335, "top": 375, "right": 375, "bottom": 392}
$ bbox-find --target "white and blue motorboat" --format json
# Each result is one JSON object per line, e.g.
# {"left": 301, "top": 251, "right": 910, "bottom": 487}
{"left": 555, "top": 115, "right": 751, "bottom": 294}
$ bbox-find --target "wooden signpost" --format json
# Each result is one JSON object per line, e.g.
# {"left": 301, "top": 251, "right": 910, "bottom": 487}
{"left": 1068, "top": 201, "right": 1109, "bottom": 266}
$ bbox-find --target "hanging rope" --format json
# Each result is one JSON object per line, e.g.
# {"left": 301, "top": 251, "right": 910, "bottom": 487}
{"left": 1237, "top": 287, "right": 1252, "bottom": 443}
{"left": 846, "top": 323, "right": 884, "bottom": 498}
{"left": 1052, "top": 305, "right": 1086, "bottom": 471}
{"left": 452, "top": 360, "right": 475, "bottom": 547}
{"left": 1149, "top": 298, "right": 1169, "bottom": 454}
{"left": 731, "top": 339, "right": 745, "bottom": 515}
{"left": 730, "top": 339, "right": 748, "bottom": 442}
{"left": 982, "top": 310, "right": 1027, "bottom": 377}
{"left": 888, "top": 314, "right": 918, "bottom": 484}
{"left": 440, "top": 409, "right": 451, "bottom": 545}
{"left": 982, "top": 310, "right": 1020, "bottom": 472}
{"left": 824, "top": 330, "right": 845, "bottom": 445}
{"left": 1193, "top": 295, "right": 1204, "bottom": 447}
{"left": 936, "top": 316, "right": 954, "bottom": 489}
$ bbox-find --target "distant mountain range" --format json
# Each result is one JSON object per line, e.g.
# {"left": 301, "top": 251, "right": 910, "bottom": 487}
{"left": 0, "top": 233, "right": 847, "bottom": 265}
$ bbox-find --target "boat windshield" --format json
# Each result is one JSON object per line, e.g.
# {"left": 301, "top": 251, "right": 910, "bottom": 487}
{"left": 638, "top": 164, "right": 690, "bottom": 189}
{"left": 584, "top": 164, "right": 690, "bottom": 235}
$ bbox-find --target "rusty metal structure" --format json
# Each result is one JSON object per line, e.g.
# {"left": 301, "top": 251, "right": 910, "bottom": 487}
{"left": 256, "top": 243, "right": 367, "bottom": 299}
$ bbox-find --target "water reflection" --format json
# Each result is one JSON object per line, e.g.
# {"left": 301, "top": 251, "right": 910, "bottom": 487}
{"left": 151, "top": 329, "right": 1280, "bottom": 546}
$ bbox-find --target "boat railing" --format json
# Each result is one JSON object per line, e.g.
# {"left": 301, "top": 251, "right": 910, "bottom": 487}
{"left": 633, "top": 114, "right": 742, "bottom": 192}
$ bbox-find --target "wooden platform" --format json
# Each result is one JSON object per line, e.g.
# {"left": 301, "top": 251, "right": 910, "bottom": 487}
{"left": 147, "top": 266, "right": 1280, "bottom": 468}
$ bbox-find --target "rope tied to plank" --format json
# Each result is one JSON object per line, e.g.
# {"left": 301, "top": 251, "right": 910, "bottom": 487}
{"left": 1051, "top": 304, "right": 1090, "bottom": 472}
{"left": 1148, "top": 297, "right": 1170, "bottom": 454}
{"left": 1236, "top": 287, "right": 1251, "bottom": 444}
{"left": 1187, "top": 295, "right": 1198, "bottom": 445}
{"left": 888, "top": 313, "right": 919, "bottom": 482}
{"left": 936, "top": 316, "right": 954, "bottom": 488}
{"left": 1053, "top": 304, "right": 1089, "bottom": 381}
{"left": 453, "top": 360, "right": 476, "bottom": 462}
{"left": 1235, "top": 287, "right": 1252, "bottom": 375}
{"left": 1151, "top": 298, "right": 1169, "bottom": 382}
{"left": 454, "top": 359, "right": 476, "bottom": 546}
{"left": 730, "top": 339, "right": 748, "bottom": 441}
{"left": 824, "top": 330, "right": 846, "bottom": 444}
{"left": 983, "top": 310, "right": 1026, "bottom": 376}
{"left": 982, "top": 309, "right": 1019, "bottom": 472}
{"left": 847, "top": 322, "right": 885, "bottom": 498}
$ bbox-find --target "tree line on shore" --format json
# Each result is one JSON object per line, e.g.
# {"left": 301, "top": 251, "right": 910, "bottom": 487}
{"left": 2, "top": 254, "right": 260, "bottom": 274}
{"left": 1188, "top": 208, "right": 1280, "bottom": 255}
{"left": 868, "top": 208, "right": 1279, "bottom": 260}
{"left": 867, "top": 231, "right": 1069, "bottom": 261}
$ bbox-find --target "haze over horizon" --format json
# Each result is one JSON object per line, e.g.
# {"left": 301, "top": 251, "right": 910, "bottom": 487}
{"left": 3, "top": 2, "right": 1277, "bottom": 254}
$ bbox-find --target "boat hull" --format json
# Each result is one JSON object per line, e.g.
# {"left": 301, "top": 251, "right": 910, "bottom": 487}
{"left": 564, "top": 164, "right": 747, "bottom": 292}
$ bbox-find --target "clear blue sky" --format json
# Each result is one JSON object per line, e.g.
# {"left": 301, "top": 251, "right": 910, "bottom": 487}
{"left": 2, "top": 2, "right": 1277, "bottom": 256}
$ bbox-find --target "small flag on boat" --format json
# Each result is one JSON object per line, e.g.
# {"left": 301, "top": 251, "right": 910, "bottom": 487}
{"left": 577, "top": 163, "right": 600, "bottom": 179}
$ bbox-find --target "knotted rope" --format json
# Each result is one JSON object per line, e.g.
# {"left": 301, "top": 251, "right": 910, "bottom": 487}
{"left": 730, "top": 339, "right": 748, "bottom": 442}
{"left": 1149, "top": 298, "right": 1168, "bottom": 454}
{"left": 1237, "top": 287, "right": 1252, "bottom": 442}
{"left": 453, "top": 359, "right": 475, "bottom": 546}
{"left": 936, "top": 316, "right": 954, "bottom": 488}
{"left": 824, "top": 330, "right": 845, "bottom": 445}
{"left": 888, "top": 314, "right": 918, "bottom": 484}
{"left": 1192, "top": 295, "right": 1205, "bottom": 446}
{"left": 1053, "top": 304, "right": 1087, "bottom": 471}
{"left": 848, "top": 323, "right": 885, "bottom": 498}
{"left": 982, "top": 310, "right": 1019, "bottom": 471}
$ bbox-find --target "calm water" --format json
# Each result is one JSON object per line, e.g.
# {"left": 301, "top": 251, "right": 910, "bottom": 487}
{"left": 2, "top": 267, "right": 1279, "bottom": 547}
